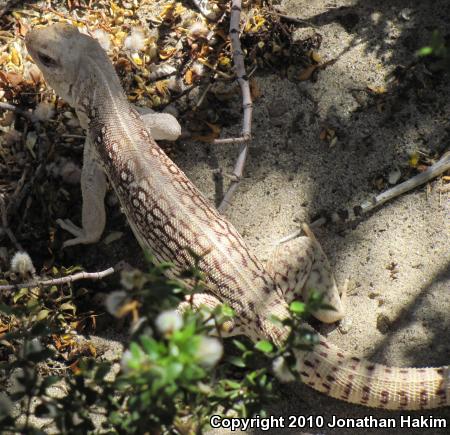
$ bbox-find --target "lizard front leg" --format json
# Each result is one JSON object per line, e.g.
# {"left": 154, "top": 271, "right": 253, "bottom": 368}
{"left": 58, "top": 110, "right": 181, "bottom": 247}
{"left": 266, "top": 224, "right": 346, "bottom": 323}
{"left": 134, "top": 106, "right": 181, "bottom": 141}
{"left": 57, "top": 138, "right": 107, "bottom": 247}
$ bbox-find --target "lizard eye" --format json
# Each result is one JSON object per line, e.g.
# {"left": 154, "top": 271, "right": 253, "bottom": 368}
{"left": 37, "top": 52, "right": 58, "bottom": 68}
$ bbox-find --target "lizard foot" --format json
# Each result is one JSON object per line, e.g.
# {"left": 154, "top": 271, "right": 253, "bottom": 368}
{"left": 57, "top": 218, "right": 101, "bottom": 247}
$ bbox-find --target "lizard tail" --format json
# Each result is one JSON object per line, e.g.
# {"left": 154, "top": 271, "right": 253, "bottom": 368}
{"left": 310, "top": 151, "right": 450, "bottom": 228}
{"left": 294, "top": 335, "right": 449, "bottom": 410}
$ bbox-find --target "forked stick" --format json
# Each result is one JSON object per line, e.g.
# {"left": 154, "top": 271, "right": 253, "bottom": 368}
{"left": 215, "top": 0, "right": 253, "bottom": 212}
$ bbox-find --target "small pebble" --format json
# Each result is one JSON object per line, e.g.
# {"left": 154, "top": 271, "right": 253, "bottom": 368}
{"left": 338, "top": 317, "right": 352, "bottom": 334}
{"left": 376, "top": 314, "right": 391, "bottom": 334}
{"left": 388, "top": 168, "right": 401, "bottom": 184}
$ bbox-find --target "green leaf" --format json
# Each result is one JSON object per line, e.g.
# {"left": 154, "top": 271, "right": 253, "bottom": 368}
{"left": 418, "top": 46, "right": 433, "bottom": 56}
{"left": 13, "top": 287, "right": 28, "bottom": 303}
{"left": 268, "top": 315, "right": 284, "bottom": 327}
{"left": 232, "top": 339, "right": 247, "bottom": 352}
{"left": 222, "top": 379, "right": 241, "bottom": 389}
{"left": 130, "top": 342, "right": 143, "bottom": 360}
{"left": 220, "top": 304, "right": 235, "bottom": 318}
{"left": 60, "top": 302, "right": 76, "bottom": 313}
{"left": 36, "top": 309, "right": 50, "bottom": 321}
{"left": 227, "top": 356, "right": 246, "bottom": 368}
{"left": 166, "top": 362, "right": 183, "bottom": 381}
{"left": 255, "top": 340, "right": 273, "bottom": 353}
{"left": 140, "top": 336, "right": 160, "bottom": 359}
{"left": 289, "top": 301, "right": 305, "bottom": 314}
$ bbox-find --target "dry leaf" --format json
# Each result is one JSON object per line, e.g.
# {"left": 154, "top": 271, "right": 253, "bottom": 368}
{"left": 88, "top": 342, "right": 97, "bottom": 357}
{"left": 28, "top": 64, "right": 43, "bottom": 84}
{"left": 218, "top": 55, "right": 231, "bottom": 67}
{"left": 0, "top": 71, "right": 24, "bottom": 87}
{"left": 249, "top": 78, "right": 262, "bottom": 99}
{"left": 159, "top": 47, "right": 176, "bottom": 60}
{"left": 311, "top": 51, "right": 321, "bottom": 63}
{"left": 184, "top": 68, "right": 193, "bottom": 85}
{"left": 18, "top": 20, "right": 30, "bottom": 37}
{"left": 10, "top": 46, "right": 21, "bottom": 66}
{"left": 416, "top": 164, "right": 429, "bottom": 173}
{"left": 69, "top": 360, "right": 81, "bottom": 374}
{"left": 192, "top": 122, "right": 221, "bottom": 142}
{"left": 155, "top": 80, "right": 169, "bottom": 95}
{"left": 298, "top": 64, "right": 318, "bottom": 81}
{"left": 131, "top": 52, "right": 142, "bottom": 65}
{"left": 367, "top": 85, "right": 386, "bottom": 94}
{"left": 409, "top": 151, "right": 420, "bottom": 168}
{"left": 0, "top": 52, "right": 9, "bottom": 66}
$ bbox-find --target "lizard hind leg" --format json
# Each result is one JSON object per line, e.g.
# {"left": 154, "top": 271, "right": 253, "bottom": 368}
{"left": 266, "top": 225, "right": 346, "bottom": 324}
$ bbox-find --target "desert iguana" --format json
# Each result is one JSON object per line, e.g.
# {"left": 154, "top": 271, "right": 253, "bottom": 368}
{"left": 25, "top": 24, "right": 449, "bottom": 410}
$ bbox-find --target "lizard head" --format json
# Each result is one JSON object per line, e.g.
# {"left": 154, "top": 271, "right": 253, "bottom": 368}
{"left": 25, "top": 23, "right": 105, "bottom": 105}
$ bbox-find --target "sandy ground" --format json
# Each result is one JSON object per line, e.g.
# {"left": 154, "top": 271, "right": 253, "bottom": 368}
{"left": 188, "top": 0, "right": 449, "bottom": 433}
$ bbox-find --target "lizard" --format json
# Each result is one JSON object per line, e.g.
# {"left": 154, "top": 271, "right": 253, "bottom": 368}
{"left": 25, "top": 23, "right": 449, "bottom": 410}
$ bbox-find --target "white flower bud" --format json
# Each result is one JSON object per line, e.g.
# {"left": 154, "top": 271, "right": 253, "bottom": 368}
{"left": 124, "top": 28, "right": 146, "bottom": 51}
{"left": 272, "top": 356, "right": 295, "bottom": 383}
{"left": 155, "top": 310, "right": 183, "bottom": 334}
{"left": 188, "top": 22, "right": 209, "bottom": 39}
{"left": 195, "top": 336, "right": 223, "bottom": 367}
{"left": 105, "top": 291, "right": 128, "bottom": 317}
{"left": 120, "top": 349, "right": 133, "bottom": 373}
{"left": 191, "top": 61, "right": 205, "bottom": 77}
{"left": 92, "top": 29, "right": 111, "bottom": 51}
{"left": 33, "top": 101, "right": 55, "bottom": 121}
{"left": 10, "top": 251, "right": 35, "bottom": 277}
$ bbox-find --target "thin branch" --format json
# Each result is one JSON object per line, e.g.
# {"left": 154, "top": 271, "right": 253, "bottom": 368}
{"left": 0, "top": 101, "right": 36, "bottom": 122}
{"left": 217, "top": 143, "right": 248, "bottom": 213}
{"left": 278, "top": 151, "right": 450, "bottom": 244}
{"left": 194, "top": 82, "right": 213, "bottom": 110}
{"left": 273, "top": 8, "right": 318, "bottom": 29}
{"left": 215, "top": 0, "right": 253, "bottom": 212}
{"left": 0, "top": 267, "right": 116, "bottom": 291}
{"left": 214, "top": 0, "right": 253, "bottom": 144}
{"left": 0, "top": 194, "right": 22, "bottom": 251}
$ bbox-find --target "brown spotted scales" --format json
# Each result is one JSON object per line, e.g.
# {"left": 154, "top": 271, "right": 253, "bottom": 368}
{"left": 25, "top": 24, "right": 449, "bottom": 410}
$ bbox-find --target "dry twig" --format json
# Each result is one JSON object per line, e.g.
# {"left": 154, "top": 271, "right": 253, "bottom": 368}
{"left": 0, "top": 266, "right": 116, "bottom": 291}
{"left": 215, "top": 0, "right": 253, "bottom": 212}
{"left": 278, "top": 151, "right": 450, "bottom": 244}
{"left": 0, "top": 101, "right": 36, "bottom": 122}
{"left": 0, "top": 194, "right": 22, "bottom": 251}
